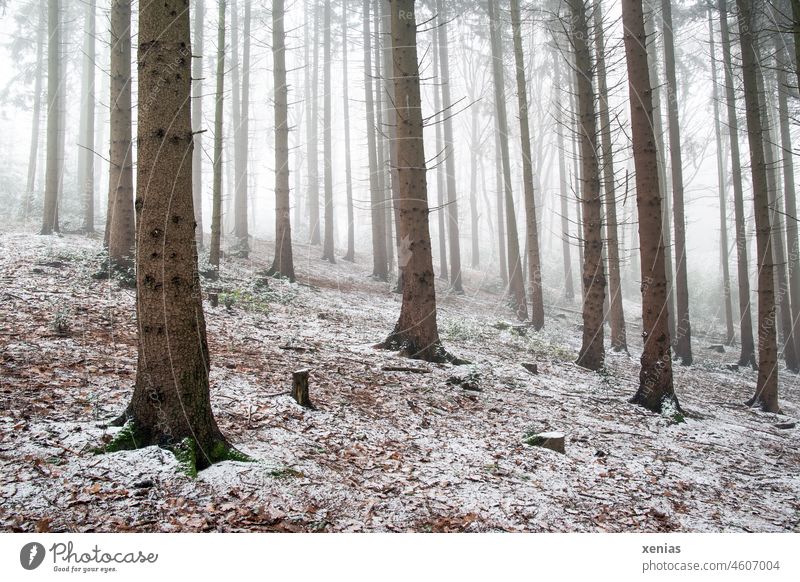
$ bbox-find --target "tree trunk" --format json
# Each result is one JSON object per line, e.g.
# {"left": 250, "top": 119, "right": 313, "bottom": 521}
{"left": 192, "top": 0, "right": 205, "bottom": 248}
{"left": 554, "top": 51, "right": 575, "bottom": 301}
{"left": 469, "top": 103, "right": 480, "bottom": 269}
{"left": 78, "top": 0, "right": 97, "bottom": 234}
{"left": 231, "top": 0, "right": 250, "bottom": 258}
{"left": 661, "top": 0, "right": 693, "bottom": 365}
{"left": 105, "top": 0, "right": 135, "bottom": 266}
{"left": 494, "top": 129, "right": 507, "bottom": 284}
{"left": 25, "top": 1, "right": 45, "bottom": 224}
{"left": 718, "top": 0, "right": 756, "bottom": 368}
{"left": 321, "top": 0, "right": 336, "bottom": 263}
{"left": 376, "top": 1, "right": 394, "bottom": 275}
{"left": 268, "top": 0, "right": 295, "bottom": 281}
{"left": 432, "top": 22, "right": 449, "bottom": 283}
{"left": 208, "top": 0, "right": 225, "bottom": 278}
{"left": 622, "top": 0, "right": 679, "bottom": 414}
{"left": 736, "top": 0, "right": 781, "bottom": 413}
{"left": 435, "top": 0, "right": 463, "bottom": 293}
{"left": 342, "top": 1, "right": 355, "bottom": 263}
{"left": 125, "top": 0, "right": 237, "bottom": 470}
{"left": 488, "top": 0, "right": 527, "bottom": 321}
{"left": 380, "top": 0, "right": 455, "bottom": 363}
{"left": 308, "top": 2, "right": 321, "bottom": 245}
{"left": 594, "top": 1, "right": 627, "bottom": 351}
{"left": 510, "top": 0, "right": 544, "bottom": 329}
{"left": 570, "top": 0, "right": 606, "bottom": 371}
{"left": 363, "top": 0, "right": 388, "bottom": 281}
{"left": 41, "top": 0, "right": 61, "bottom": 236}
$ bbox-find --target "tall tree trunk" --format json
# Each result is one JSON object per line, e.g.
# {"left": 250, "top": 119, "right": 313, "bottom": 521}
{"left": 208, "top": 0, "right": 225, "bottom": 278}
{"left": 380, "top": 0, "right": 456, "bottom": 363}
{"left": 126, "top": 0, "right": 237, "bottom": 470}
{"left": 192, "top": 0, "right": 205, "bottom": 248}
{"left": 435, "top": 0, "right": 463, "bottom": 293}
{"left": 376, "top": 1, "right": 394, "bottom": 275}
{"left": 510, "top": 0, "right": 544, "bottom": 329}
{"left": 363, "top": 0, "right": 388, "bottom": 281}
{"left": 268, "top": 0, "right": 295, "bottom": 281}
{"left": 488, "top": 0, "right": 527, "bottom": 321}
{"left": 41, "top": 0, "right": 61, "bottom": 235}
{"left": 494, "top": 129, "right": 507, "bottom": 284}
{"left": 308, "top": 2, "right": 321, "bottom": 245}
{"left": 78, "top": 0, "right": 97, "bottom": 233}
{"left": 25, "top": 1, "right": 46, "bottom": 224}
{"left": 736, "top": 0, "right": 781, "bottom": 413}
{"left": 570, "top": 0, "right": 606, "bottom": 371}
{"left": 106, "top": 0, "right": 135, "bottom": 266}
{"left": 792, "top": 0, "right": 800, "bottom": 92}
{"left": 231, "top": 0, "right": 250, "bottom": 258}
{"left": 622, "top": 0, "right": 679, "bottom": 413}
{"left": 661, "top": 0, "right": 693, "bottom": 365}
{"left": 469, "top": 103, "right": 480, "bottom": 269}
{"left": 342, "top": 0, "right": 355, "bottom": 262}
{"left": 594, "top": 1, "right": 627, "bottom": 351}
{"left": 321, "top": 0, "right": 336, "bottom": 263}
{"left": 432, "top": 22, "right": 449, "bottom": 282}
{"left": 718, "top": 0, "right": 756, "bottom": 368}
{"left": 554, "top": 51, "right": 575, "bottom": 300}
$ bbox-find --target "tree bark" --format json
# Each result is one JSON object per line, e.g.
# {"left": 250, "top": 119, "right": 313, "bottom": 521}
{"left": 192, "top": 0, "right": 205, "bottom": 248}
{"left": 342, "top": 1, "right": 355, "bottom": 262}
{"left": 231, "top": 0, "right": 250, "bottom": 258}
{"left": 321, "top": 0, "right": 336, "bottom": 263}
{"left": 41, "top": 0, "right": 61, "bottom": 236}
{"left": 208, "top": 0, "right": 225, "bottom": 278}
{"left": 553, "top": 50, "right": 575, "bottom": 301}
{"left": 431, "top": 22, "right": 449, "bottom": 283}
{"left": 78, "top": 0, "right": 97, "bottom": 234}
{"left": 622, "top": 0, "right": 679, "bottom": 413}
{"left": 308, "top": 1, "right": 321, "bottom": 245}
{"left": 736, "top": 0, "right": 781, "bottom": 413}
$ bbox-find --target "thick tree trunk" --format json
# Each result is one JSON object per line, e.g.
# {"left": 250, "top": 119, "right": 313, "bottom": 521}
{"left": 736, "top": 0, "right": 781, "bottom": 413}
{"left": 488, "top": 0, "right": 527, "bottom": 321}
{"left": 268, "top": 0, "right": 295, "bottom": 281}
{"left": 510, "top": 0, "right": 544, "bottom": 329}
{"left": 553, "top": 51, "right": 575, "bottom": 301}
{"left": 208, "top": 0, "right": 225, "bottom": 278}
{"left": 594, "top": 1, "right": 627, "bottom": 351}
{"left": 25, "top": 2, "right": 45, "bottom": 224}
{"left": 622, "top": 0, "right": 679, "bottom": 413}
{"left": 322, "top": 0, "right": 336, "bottom": 263}
{"left": 380, "top": 0, "right": 456, "bottom": 363}
{"left": 661, "top": 0, "right": 693, "bottom": 365}
{"left": 363, "top": 0, "right": 388, "bottom": 281}
{"left": 570, "top": 0, "right": 606, "bottom": 371}
{"left": 718, "top": 0, "right": 756, "bottom": 368}
{"left": 192, "top": 0, "right": 205, "bottom": 248}
{"left": 342, "top": 1, "right": 355, "bottom": 262}
{"left": 41, "top": 0, "right": 61, "bottom": 236}
{"left": 105, "top": 0, "right": 135, "bottom": 266}
{"left": 78, "top": 0, "right": 97, "bottom": 234}
{"left": 432, "top": 23, "right": 449, "bottom": 283}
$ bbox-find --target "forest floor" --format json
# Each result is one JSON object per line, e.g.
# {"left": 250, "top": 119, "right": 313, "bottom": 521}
{"left": 1, "top": 228, "right": 799, "bottom": 533}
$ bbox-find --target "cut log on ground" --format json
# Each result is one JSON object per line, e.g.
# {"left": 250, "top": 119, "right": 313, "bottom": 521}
{"left": 292, "top": 369, "right": 312, "bottom": 408}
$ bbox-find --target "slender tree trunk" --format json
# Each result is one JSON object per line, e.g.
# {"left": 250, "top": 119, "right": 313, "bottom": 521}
{"left": 41, "top": 0, "right": 61, "bottom": 235}
{"left": 432, "top": 23, "right": 449, "bottom": 282}
{"left": 342, "top": 1, "right": 355, "bottom": 262}
{"left": 209, "top": 0, "right": 225, "bottom": 278}
{"left": 494, "top": 129, "right": 507, "bottom": 284}
{"left": 126, "top": 0, "right": 237, "bottom": 469}
{"left": 661, "top": 0, "right": 693, "bottom": 365}
{"left": 106, "top": 0, "right": 135, "bottom": 266}
{"left": 792, "top": 0, "right": 800, "bottom": 92}
{"left": 554, "top": 51, "right": 575, "bottom": 300}
{"left": 77, "top": 0, "right": 97, "bottom": 233}
{"left": 321, "top": 0, "right": 336, "bottom": 263}
{"left": 488, "top": 0, "right": 527, "bottom": 321}
{"left": 376, "top": 1, "right": 394, "bottom": 275}
{"left": 570, "top": 0, "right": 606, "bottom": 371}
{"left": 736, "top": 0, "right": 781, "bottom": 413}
{"left": 510, "top": 0, "right": 544, "bottom": 329}
{"left": 363, "top": 0, "right": 387, "bottom": 280}
{"left": 622, "top": 0, "right": 679, "bottom": 414}
{"left": 380, "top": 0, "right": 456, "bottom": 363}
{"left": 595, "top": 1, "right": 627, "bottom": 351}
{"left": 308, "top": 2, "right": 321, "bottom": 245}
{"left": 25, "top": 2, "right": 46, "bottom": 224}
{"left": 469, "top": 104, "right": 480, "bottom": 269}
{"left": 192, "top": 0, "right": 205, "bottom": 248}
{"left": 231, "top": 0, "right": 250, "bottom": 258}
{"left": 718, "top": 0, "right": 756, "bottom": 367}
{"left": 268, "top": 0, "right": 295, "bottom": 281}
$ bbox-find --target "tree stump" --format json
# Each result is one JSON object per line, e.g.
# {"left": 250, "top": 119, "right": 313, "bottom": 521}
{"left": 525, "top": 431, "right": 565, "bottom": 454}
{"left": 521, "top": 363, "right": 538, "bottom": 375}
{"left": 292, "top": 369, "right": 312, "bottom": 408}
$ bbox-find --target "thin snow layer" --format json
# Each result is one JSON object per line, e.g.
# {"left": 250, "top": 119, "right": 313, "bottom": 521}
{"left": 0, "top": 230, "right": 798, "bottom": 532}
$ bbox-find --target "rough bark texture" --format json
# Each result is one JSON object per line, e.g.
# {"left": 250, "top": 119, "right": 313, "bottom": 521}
{"left": 622, "top": 0, "right": 679, "bottom": 413}
{"left": 106, "top": 0, "right": 135, "bottom": 266}
{"left": 736, "top": 0, "right": 781, "bottom": 413}
{"left": 78, "top": 0, "right": 97, "bottom": 233}
{"left": 342, "top": 0, "right": 355, "bottom": 263}
{"left": 661, "top": 0, "right": 693, "bottom": 365}
{"left": 192, "top": 0, "right": 205, "bottom": 248}
{"left": 510, "top": 0, "right": 544, "bottom": 329}
{"left": 268, "top": 0, "right": 295, "bottom": 281}
{"left": 570, "top": 0, "right": 606, "bottom": 372}
{"left": 594, "top": 1, "right": 627, "bottom": 351}
{"left": 363, "top": 0, "right": 388, "bottom": 281}
{"left": 379, "top": 0, "right": 453, "bottom": 363}
{"left": 321, "top": 0, "right": 335, "bottom": 264}
{"left": 130, "top": 0, "right": 236, "bottom": 469}
{"left": 718, "top": 0, "right": 756, "bottom": 368}
{"left": 41, "top": 0, "right": 61, "bottom": 236}
{"left": 208, "top": 0, "right": 225, "bottom": 278}
{"left": 488, "top": 0, "right": 527, "bottom": 321}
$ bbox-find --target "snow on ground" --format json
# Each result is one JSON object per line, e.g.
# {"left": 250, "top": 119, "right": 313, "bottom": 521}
{"left": 0, "top": 229, "right": 798, "bottom": 532}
